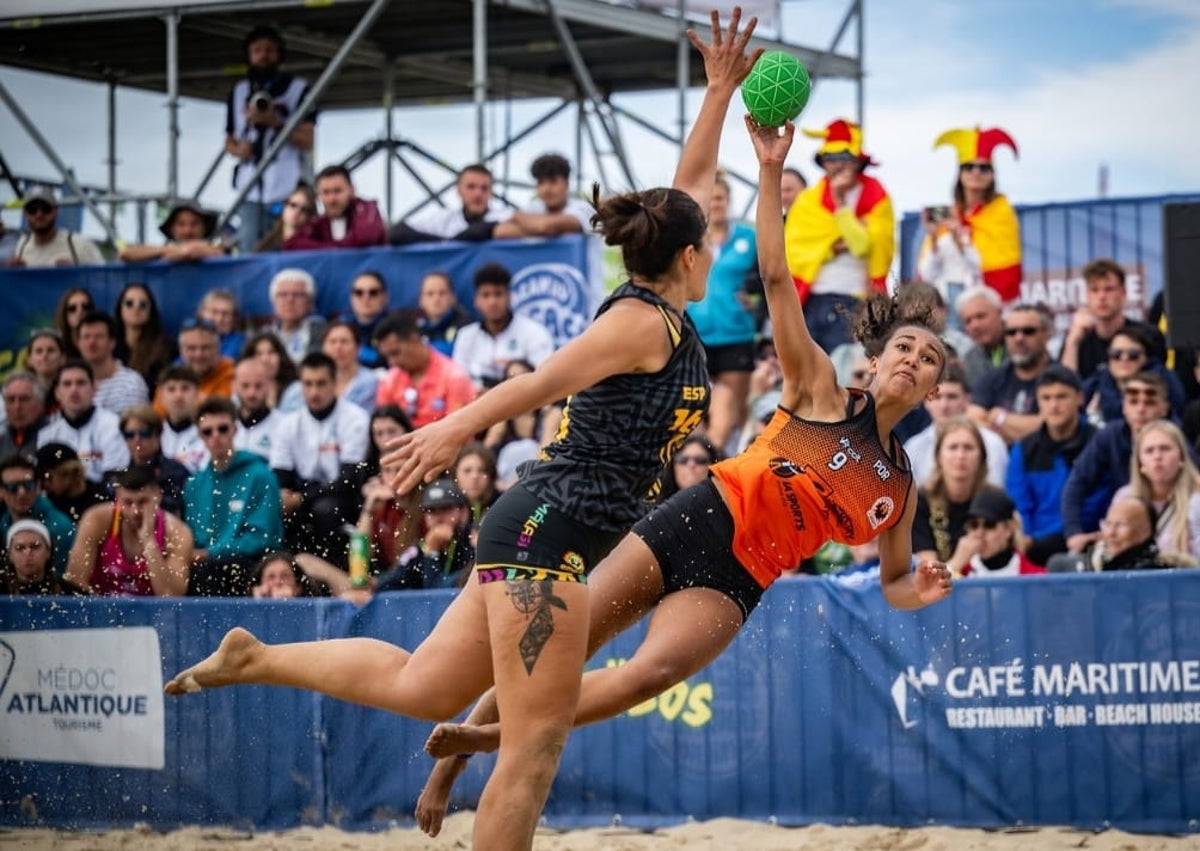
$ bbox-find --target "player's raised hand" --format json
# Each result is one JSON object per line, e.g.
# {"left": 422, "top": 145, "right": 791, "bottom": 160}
{"left": 914, "top": 559, "right": 953, "bottom": 605}
{"left": 687, "top": 6, "right": 763, "bottom": 93}
{"left": 745, "top": 115, "right": 795, "bottom": 165}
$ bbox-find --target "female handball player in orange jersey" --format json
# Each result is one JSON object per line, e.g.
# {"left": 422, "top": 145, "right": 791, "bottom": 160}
{"left": 413, "top": 115, "right": 955, "bottom": 837}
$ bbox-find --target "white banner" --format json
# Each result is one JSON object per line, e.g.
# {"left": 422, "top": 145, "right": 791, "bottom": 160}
{"left": 0, "top": 627, "right": 165, "bottom": 769}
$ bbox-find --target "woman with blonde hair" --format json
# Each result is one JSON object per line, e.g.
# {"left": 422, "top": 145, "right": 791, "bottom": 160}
{"left": 1113, "top": 419, "right": 1200, "bottom": 559}
{"left": 912, "top": 414, "right": 990, "bottom": 575}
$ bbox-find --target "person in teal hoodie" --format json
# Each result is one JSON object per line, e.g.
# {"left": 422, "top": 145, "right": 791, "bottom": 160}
{"left": 184, "top": 396, "right": 282, "bottom": 596}
{"left": 0, "top": 453, "right": 76, "bottom": 579}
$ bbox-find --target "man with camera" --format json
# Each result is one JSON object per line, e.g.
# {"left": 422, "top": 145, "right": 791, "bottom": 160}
{"left": 225, "top": 25, "right": 315, "bottom": 253}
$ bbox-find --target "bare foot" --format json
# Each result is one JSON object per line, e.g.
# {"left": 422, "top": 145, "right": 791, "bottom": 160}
{"left": 424, "top": 722, "right": 501, "bottom": 758}
{"left": 415, "top": 756, "right": 467, "bottom": 837}
{"left": 164, "top": 627, "right": 263, "bottom": 695}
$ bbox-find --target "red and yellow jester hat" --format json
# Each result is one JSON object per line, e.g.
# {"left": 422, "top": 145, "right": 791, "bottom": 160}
{"left": 935, "top": 126, "right": 1018, "bottom": 165}
{"left": 804, "top": 119, "right": 876, "bottom": 167}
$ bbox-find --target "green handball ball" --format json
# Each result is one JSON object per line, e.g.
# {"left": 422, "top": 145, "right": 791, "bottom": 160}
{"left": 740, "top": 51, "right": 811, "bottom": 127}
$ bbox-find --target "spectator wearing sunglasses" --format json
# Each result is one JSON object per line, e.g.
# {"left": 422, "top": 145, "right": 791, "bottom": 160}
{"left": 0, "top": 454, "right": 75, "bottom": 579}
{"left": 955, "top": 489, "right": 1045, "bottom": 578}
{"left": 7, "top": 186, "right": 104, "bottom": 269}
{"left": 52, "top": 287, "right": 95, "bottom": 359}
{"left": 343, "top": 271, "right": 392, "bottom": 368}
{"left": 105, "top": 405, "right": 190, "bottom": 518}
{"left": 1080, "top": 325, "right": 1185, "bottom": 427}
{"left": 184, "top": 396, "right": 282, "bottom": 596}
{"left": 967, "top": 303, "right": 1055, "bottom": 445}
{"left": 1060, "top": 258, "right": 1165, "bottom": 381}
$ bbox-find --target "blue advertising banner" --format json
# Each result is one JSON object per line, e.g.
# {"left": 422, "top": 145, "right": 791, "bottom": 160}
{"left": 2, "top": 572, "right": 1199, "bottom": 833}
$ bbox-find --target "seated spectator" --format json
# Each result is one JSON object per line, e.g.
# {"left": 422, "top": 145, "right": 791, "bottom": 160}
{"left": 271, "top": 353, "right": 369, "bottom": 565}
{"left": 65, "top": 465, "right": 193, "bottom": 596}
{"left": 968, "top": 302, "right": 1055, "bottom": 445}
{"left": 198, "top": 288, "right": 246, "bottom": 360}
{"left": 53, "top": 287, "right": 95, "bottom": 358}
{"left": 267, "top": 268, "right": 327, "bottom": 363}
{"left": 241, "top": 331, "right": 299, "bottom": 410}
{"left": 185, "top": 396, "right": 284, "bottom": 596}
{"left": 363, "top": 404, "right": 413, "bottom": 479}
{"left": 0, "top": 453, "right": 75, "bottom": 578}
{"left": 253, "top": 185, "right": 316, "bottom": 253}
{"left": 0, "top": 372, "right": 46, "bottom": 462}
{"left": 162, "top": 319, "right": 236, "bottom": 418}
{"left": 114, "top": 284, "right": 177, "bottom": 391}
{"left": 343, "top": 271, "right": 391, "bottom": 367}
{"left": 452, "top": 262, "right": 555, "bottom": 389}
{"left": 374, "top": 311, "right": 475, "bottom": 428}
{"left": 373, "top": 477, "right": 475, "bottom": 591}
{"left": 1081, "top": 325, "right": 1185, "bottom": 427}
{"left": 1006, "top": 364, "right": 1096, "bottom": 563}
{"left": 356, "top": 438, "right": 421, "bottom": 576}
{"left": 1060, "top": 258, "right": 1165, "bottom": 380}
{"left": 453, "top": 442, "right": 499, "bottom": 531}
{"left": 283, "top": 165, "right": 386, "bottom": 250}
{"left": 35, "top": 442, "right": 109, "bottom": 524}
{"left": 156, "top": 366, "right": 209, "bottom": 473}
{"left": 482, "top": 360, "right": 562, "bottom": 460}
{"left": 1079, "top": 496, "right": 1196, "bottom": 571}
{"left": 1113, "top": 419, "right": 1200, "bottom": 560}
{"left": 37, "top": 360, "right": 130, "bottom": 482}
{"left": 494, "top": 152, "right": 594, "bottom": 239}
{"left": 7, "top": 187, "right": 104, "bottom": 268}
{"left": 955, "top": 285, "right": 1006, "bottom": 389}
{"left": 77, "top": 311, "right": 149, "bottom": 415}
{"left": 389, "top": 163, "right": 511, "bottom": 245}
{"left": 912, "top": 416, "right": 991, "bottom": 575}
{"left": 108, "top": 405, "right": 191, "bottom": 517}
{"left": 956, "top": 488, "right": 1046, "bottom": 578}
{"left": 25, "top": 330, "right": 67, "bottom": 400}
{"left": 232, "top": 357, "right": 286, "bottom": 461}
{"left": 418, "top": 270, "right": 470, "bottom": 358}
{"left": 2, "top": 518, "right": 80, "bottom": 595}
{"left": 655, "top": 434, "right": 720, "bottom": 502}
{"left": 280, "top": 321, "right": 377, "bottom": 413}
{"left": 118, "top": 199, "right": 229, "bottom": 263}
{"left": 250, "top": 552, "right": 314, "bottom": 598}
{"left": 905, "top": 364, "right": 1008, "bottom": 488}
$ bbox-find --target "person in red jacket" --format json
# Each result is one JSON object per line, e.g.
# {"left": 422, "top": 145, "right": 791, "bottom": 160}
{"left": 284, "top": 165, "right": 386, "bottom": 250}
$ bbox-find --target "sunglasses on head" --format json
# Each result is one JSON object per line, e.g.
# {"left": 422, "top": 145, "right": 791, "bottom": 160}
{"left": 199, "top": 423, "right": 232, "bottom": 438}
{"left": 2, "top": 479, "right": 37, "bottom": 494}
{"left": 1004, "top": 325, "right": 1040, "bottom": 338}
{"left": 121, "top": 427, "right": 156, "bottom": 439}
{"left": 961, "top": 162, "right": 994, "bottom": 174}
{"left": 1108, "top": 347, "right": 1144, "bottom": 361}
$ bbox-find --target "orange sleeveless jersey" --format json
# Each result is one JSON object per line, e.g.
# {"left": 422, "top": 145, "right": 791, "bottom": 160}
{"left": 710, "top": 391, "right": 913, "bottom": 588}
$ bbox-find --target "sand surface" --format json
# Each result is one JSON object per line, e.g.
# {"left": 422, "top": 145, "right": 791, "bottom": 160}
{"left": 4, "top": 814, "right": 1200, "bottom": 850}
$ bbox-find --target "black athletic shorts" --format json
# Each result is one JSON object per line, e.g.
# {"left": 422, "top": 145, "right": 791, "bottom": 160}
{"left": 631, "top": 478, "right": 765, "bottom": 621}
{"left": 475, "top": 484, "right": 624, "bottom": 585}
{"left": 703, "top": 341, "right": 756, "bottom": 376}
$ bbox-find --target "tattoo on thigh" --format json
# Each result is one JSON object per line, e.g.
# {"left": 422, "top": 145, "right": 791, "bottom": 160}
{"left": 507, "top": 579, "right": 568, "bottom": 675}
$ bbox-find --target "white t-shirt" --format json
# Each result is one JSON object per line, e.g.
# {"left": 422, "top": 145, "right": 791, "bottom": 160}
{"left": 904, "top": 422, "right": 1009, "bottom": 489}
{"left": 405, "top": 205, "right": 510, "bottom": 239}
{"left": 269, "top": 400, "right": 369, "bottom": 484}
{"left": 14, "top": 230, "right": 104, "bottom": 268}
{"left": 37, "top": 407, "right": 129, "bottom": 482}
{"left": 452, "top": 314, "right": 555, "bottom": 388}
{"left": 162, "top": 422, "right": 210, "bottom": 474}
{"left": 234, "top": 409, "right": 287, "bottom": 461}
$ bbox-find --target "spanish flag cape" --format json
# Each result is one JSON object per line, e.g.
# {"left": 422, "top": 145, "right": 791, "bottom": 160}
{"left": 784, "top": 174, "right": 894, "bottom": 303}
{"left": 964, "top": 194, "right": 1022, "bottom": 302}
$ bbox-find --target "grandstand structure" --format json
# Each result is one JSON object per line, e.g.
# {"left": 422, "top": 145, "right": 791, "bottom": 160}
{"left": 0, "top": 0, "right": 863, "bottom": 244}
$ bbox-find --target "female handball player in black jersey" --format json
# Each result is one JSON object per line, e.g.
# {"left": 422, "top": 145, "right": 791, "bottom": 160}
{"left": 166, "top": 10, "right": 761, "bottom": 851}
{"left": 410, "top": 116, "right": 956, "bottom": 837}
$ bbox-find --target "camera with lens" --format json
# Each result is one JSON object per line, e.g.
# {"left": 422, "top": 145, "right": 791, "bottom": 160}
{"left": 248, "top": 90, "right": 275, "bottom": 115}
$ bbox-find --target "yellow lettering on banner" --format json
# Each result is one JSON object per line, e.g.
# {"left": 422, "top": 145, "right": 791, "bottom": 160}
{"left": 681, "top": 683, "right": 714, "bottom": 727}
{"left": 656, "top": 682, "right": 689, "bottom": 721}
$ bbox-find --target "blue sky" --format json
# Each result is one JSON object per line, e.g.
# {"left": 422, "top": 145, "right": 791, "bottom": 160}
{"left": 1, "top": 0, "right": 1198, "bottom": 241}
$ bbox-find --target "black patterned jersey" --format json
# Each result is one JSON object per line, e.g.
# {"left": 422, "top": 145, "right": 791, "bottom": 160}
{"left": 518, "top": 282, "right": 709, "bottom": 532}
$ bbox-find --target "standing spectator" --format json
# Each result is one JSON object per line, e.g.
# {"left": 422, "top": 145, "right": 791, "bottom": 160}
{"left": 785, "top": 119, "right": 893, "bottom": 352}
{"left": 225, "top": 25, "right": 315, "bottom": 253}
{"left": 119, "top": 199, "right": 228, "bottom": 263}
{"left": 2, "top": 519, "right": 76, "bottom": 596}
{"left": 35, "top": 443, "right": 109, "bottom": 524}
{"left": 452, "top": 262, "right": 555, "bottom": 390}
{"left": 267, "top": 268, "right": 327, "bottom": 364}
{"left": 185, "top": 396, "right": 283, "bottom": 596}
{"left": 279, "top": 320, "right": 378, "bottom": 412}
{"left": 25, "top": 330, "right": 67, "bottom": 399}
{"left": 7, "top": 187, "right": 104, "bottom": 268}
{"left": 37, "top": 360, "right": 129, "bottom": 482}
{"left": 912, "top": 416, "right": 991, "bottom": 575}
{"left": 904, "top": 364, "right": 1008, "bottom": 488}
{"left": 1060, "top": 258, "right": 1165, "bottom": 380}
{"left": 1006, "top": 364, "right": 1096, "bottom": 564}
{"left": 232, "top": 357, "right": 286, "bottom": 461}
{"left": 956, "top": 489, "right": 1045, "bottom": 578}
{"left": 921, "top": 126, "right": 1022, "bottom": 305}
{"left": 343, "top": 271, "right": 391, "bottom": 367}
{"left": 0, "top": 373, "right": 46, "bottom": 462}
{"left": 114, "top": 284, "right": 177, "bottom": 391}
{"left": 418, "top": 271, "right": 470, "bottom": 358}
{"left": 156, "top": 366, "right": 209, "bottom": 473}
{"left": 686, "top": 172, "right": 758, "bottom": 453}
{"left": 253, "top": 185, "right": 316, "bottom": 252}
{"left": 283, "top": 165, "right": 385, "bottom": 250}
{"left": 65, "top": 465, "right": 192, "bottom": 596}
{"left": 241, "top": 331, "right": 299, "bottom": 410}
{"left": 0, "top": 454, "right": 75, "bottom": 579}
{"left": 779, "top": 166, "right": 806, "bottom": 218}
{"left": 52, "top": 287, "right": 95, "bottom": 358}
{"left": 372, "top": 477, "right": 476, "bottom": 592}
{"left": 1113, "top": 419, "right": 1200, "bottom": 560}
{"left": 271, "top": 353, "right": 369, "bottom": 564}
{"left": 110, "top": 405, "right": 191, "bottom": 517}
{"left": 76, "top": 311, "right": 149, "bottom": 415}
{"left": 155, "top": 318, "right": 235, "bottom": 416}
{"left": 375, "top": 312, "right": 476, "bottom": 428}
{"left": 198, "top": 289, "right": 247, "bottom": 360}
{"left": 1081, "top": 325, "right": 1184, "bottom": 427}
{"left": 968, "top": 303, "right": 1054, "bottom": 444}
{"left": 955, "top": 286, "right": 1007, "bottom": 389}
{"left": 389, "top": 163, "right": 511, "bottom": 245}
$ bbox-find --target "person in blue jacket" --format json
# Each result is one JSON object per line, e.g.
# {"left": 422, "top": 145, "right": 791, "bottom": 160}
{"left": 184, "top": 396, "right": 283, "bottom": 596}
{"left": 1080, "top": 325, "right": 1185, "bottom": 427}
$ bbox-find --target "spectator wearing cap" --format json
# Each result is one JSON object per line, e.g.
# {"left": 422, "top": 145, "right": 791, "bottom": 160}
{"left": 373, "top": 477, "right": 475, "bottom": 591}
{"left": 7, "top": 186, "right": 105, "bottom": 268}
{"left": 968, "top": 302, "right": 1055, "bottom": 445}
{"left": 955, "top": 488, "right": 1046, "bottom": 578}
{"left": 35, "top": 442, "right": 109, "bottom": 524}
{"left": 452, "top": 261, "right": 555, "bottom": 390}
{"left": 0, "top": 372, "right": 47, "bottom": 463}
{"left": 76, "top": 311, "right": 149, "bottom": 415}
{"left": 106, "top": 405, "right": 191, "bottom": 517}
{"left": 37, "top": 360, "right": 130, "bottom": 482}
{"left": 0, "top": 453, "right": 75, "bottom": 579}
{"left": 267, "top": 268, "right": 327, "bottom": 364}
{"left": 283, "top": 165, "right": 386, "bottom": 251}
{"left": 119, "top": 199, "right": 229, "bottom": 263}
{"left": 1006, "top": 364, "right": 1098, "bottom": 564}
{"left": 154, "top": 320, "right": 235, "bottom": 419}
{"left": 375, "top": 311, "right": 475, "bottom": 428}
{"left": 2, "top": 518, "right": 79, "bottom": 595}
